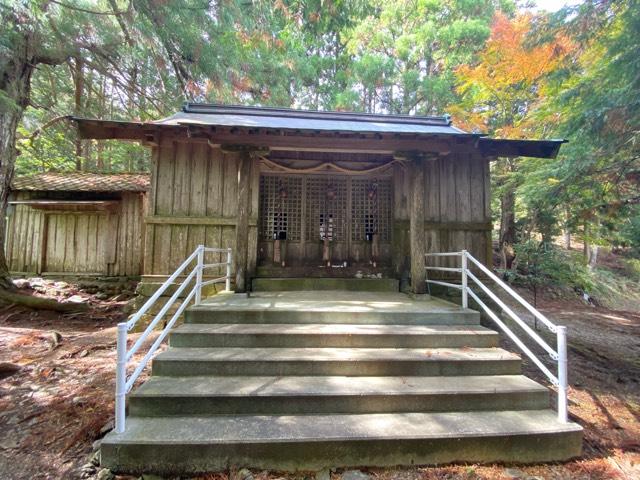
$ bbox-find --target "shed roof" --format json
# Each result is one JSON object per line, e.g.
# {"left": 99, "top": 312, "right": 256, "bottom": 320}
{"left": 12, "top": 172, "right": 150, "bottom": 192}
{"left": 153, "top": 103, "right": 470, "bottom": 136}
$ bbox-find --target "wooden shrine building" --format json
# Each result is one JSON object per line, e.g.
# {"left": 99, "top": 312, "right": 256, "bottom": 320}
{"left": 7, "top": 172, "right": 148, "bottom": 277}
{"left": 73, "top": 104, "right": 563, "bottom": 292}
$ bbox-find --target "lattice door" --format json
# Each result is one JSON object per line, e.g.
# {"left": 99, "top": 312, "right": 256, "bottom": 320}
{"left": 305, "top": 176, "right": 348, "bottom": 242}
{"left": 258, "top": 175, "right": 302, "bottom": 242}
{"left": 350, "top": 178, "right": 392, "bottom": 242}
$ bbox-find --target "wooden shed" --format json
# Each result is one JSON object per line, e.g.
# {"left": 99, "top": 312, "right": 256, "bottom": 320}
{"left": 73, "top": 104, "right": 562, "bottom": 292}
{"left": 6, "top": 172, "right": 149, "bottom": 277}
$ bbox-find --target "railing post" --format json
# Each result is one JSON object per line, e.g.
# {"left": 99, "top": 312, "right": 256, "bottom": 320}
{"left": 115, "top": 322, "right": 127, "bottom": 434}
{"left": 225, "top": 248, "right": 232, "bottom": 292}
{"left": 557, "top": 326, "right": 568, "bottom": 422}
{"left": 195, "top": 245, "right": 204, "bottom": 305}
{"left": 461, "top": 250, "right": 468, "bottom": 309}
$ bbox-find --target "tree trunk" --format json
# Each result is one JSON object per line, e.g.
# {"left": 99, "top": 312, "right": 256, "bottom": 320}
{"left": 586, "top": 217, "right": 600, "bottom": 269}
{"left": 563, "top": 207, "right": 571, "bottom": 250}
{"left": 73, "top": 57, "right": 84, "bottom": 171}
{"left": 499, "top": 186, "right": 516, "bottom": 269}
{"left": 0, "top": 107, "right": 23, "bottom": 289}
{"left": 0, "top": 27, "right": 38, "bottom": 289}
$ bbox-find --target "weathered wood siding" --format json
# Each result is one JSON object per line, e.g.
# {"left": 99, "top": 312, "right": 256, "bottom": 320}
{"left": 143, "top": 140, "right": 259, "bottom": 277}
{"left": 6, "top": 192, "right": 45, "bottom": 273}
{"left": 392, "top": 152, "right": 492, "bottom": 275}
{"left": 6, "top": 192, "right": 145, "bottom": 276}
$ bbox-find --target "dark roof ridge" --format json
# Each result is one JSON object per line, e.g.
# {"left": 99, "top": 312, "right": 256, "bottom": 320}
{"left": 182, "top": 102, "right": 452, "bottom": 127}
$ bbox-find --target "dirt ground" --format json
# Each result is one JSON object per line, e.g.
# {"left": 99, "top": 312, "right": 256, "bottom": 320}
{"left": 0, "top": 284, "right": 638, "bottom": 479}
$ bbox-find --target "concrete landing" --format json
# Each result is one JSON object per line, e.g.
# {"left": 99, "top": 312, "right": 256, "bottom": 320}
{"left": 186, "top": 291, "right": 479, "bottom": 325}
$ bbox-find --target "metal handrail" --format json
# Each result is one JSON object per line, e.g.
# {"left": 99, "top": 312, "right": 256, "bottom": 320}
{"left": 115, "top": 245, "right": 233, "bottom": 433}
{"left": 425, "top": 250, "right": 569, "bottom": 423}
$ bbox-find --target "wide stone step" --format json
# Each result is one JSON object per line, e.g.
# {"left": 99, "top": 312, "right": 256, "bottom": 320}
{"left": 252, "top": 277, "right": 400, "bottom": 292}
{"left": 151, "top": 347, "right": 521, "bottom": 377}
{"left": 186, "top": 309, "right": 479, "bottom": 325}
{"left": 101, "top": 409, "right": 583, "bottom": 473}
{"left": 169, "top": 323, "right": 500, "bottom": 348}
{"left": 187, "top": 292, "right": 480, "bottom": 326}
{"left": 129, "top": 375, "right": 549, "bottom": 416}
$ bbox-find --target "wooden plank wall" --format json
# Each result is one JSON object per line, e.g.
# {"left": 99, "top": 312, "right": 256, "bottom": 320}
{"left": 6, "top": 191, "right": 145, "bottom": 276}
{"left": 423, "top": 153, "right": 492, "bottom": 271}
{"left": 392, "top": 152, "right": 492, "bottom": 275}
{"left": 143, "top": 140, "right": 259, "bottom": 277}
{"left": 43, "top": 212, "right": 108, "bottom": 273}
{"left": 109, "top": 192, "right": 145, "bottom": 276}
{"left": 6, "top": 192, "right": 45, "bottom": 273}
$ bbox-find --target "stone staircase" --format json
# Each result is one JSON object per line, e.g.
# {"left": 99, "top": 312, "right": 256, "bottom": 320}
{"left": 101, "top": 291, "right": 582, "bottom": 475}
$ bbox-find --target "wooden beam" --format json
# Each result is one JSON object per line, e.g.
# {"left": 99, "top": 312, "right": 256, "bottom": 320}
{"left": 144, "top": 215, "right": 257, "bottom": 227}
{"left": 409, "top": 156, "right": 427, "bottom": 294}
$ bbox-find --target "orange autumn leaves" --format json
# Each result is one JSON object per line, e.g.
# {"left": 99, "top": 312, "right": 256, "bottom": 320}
{"left": 453, "top": 12, "right": 574, "bottom": 138}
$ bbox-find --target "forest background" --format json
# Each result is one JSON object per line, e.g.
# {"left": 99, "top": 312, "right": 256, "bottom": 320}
{"left": 3, "top": 0, "right": 639, "bottom": 297}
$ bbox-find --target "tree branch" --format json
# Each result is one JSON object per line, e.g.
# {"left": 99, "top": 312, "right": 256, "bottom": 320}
{"left": 49, "top": 0, "right": 128, "bottom": 16}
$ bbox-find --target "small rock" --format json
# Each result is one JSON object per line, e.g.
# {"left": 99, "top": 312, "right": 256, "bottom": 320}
{"left": 66, "top": 294, "right": 87, "bottom": 304}
{"left": 27, "top": 277, "right": 45, "bottom": 287}
{"left": 342, "top": 471, "right": 370, "bottom": 480}
{"left": 92, "top": 438, "right": 102, "bottom": 452}
{"left": 504, "top": 469, "right": 525, "bottom": 479}
{"left": 13, "top": 278, "right": 30, "bottom": 289}
{"left": 122, "top": 298, "right": 136, "bottom": 314}
{"left": 95, "top": 292, "right": 110, "bottom": 300}
{"left": 0, "top": 438, "right": 20, "bottom": 450}
{"left": 238, "top": 468, "right": 254, "bottom": 480}
{"left": 79, "top": 463, "right": 97, "bottom": 479}
{"left": 0, "top": 362, "right": 22, "bottom": 380}
{"left": 315, "top": 468, "right": 331, "bottom": 480}
{"left": 100, "top": 420, "right": 115, "bottom": 435}
{"left": 50, "top": 331, "right": 63, "bottom": 347}
{"left": 96, "top": 468, "right": 114, "bottom": 480}
{"left": 90, "top": 450, "right": 101, "bottom": 465}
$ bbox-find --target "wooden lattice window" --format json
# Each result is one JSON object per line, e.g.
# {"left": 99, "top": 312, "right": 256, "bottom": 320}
{"left": 305, "top": 176, "right": 347, "bottom": 242}
{"left": 259, "top": 175, "right": 302, "bottom": 241}
{"left": 351, "top": 178, "right": 392, "bottom": 242}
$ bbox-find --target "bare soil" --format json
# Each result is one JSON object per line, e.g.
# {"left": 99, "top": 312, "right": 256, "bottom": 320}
{"left": 0, "top": 285, "right": 638, "bottom": 479}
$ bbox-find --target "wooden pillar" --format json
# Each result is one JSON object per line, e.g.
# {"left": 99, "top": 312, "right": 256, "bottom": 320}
{"left": 223, "top": 145, "right": 268, "bottom": 293}
{"left": 409, "top": 157, "right": 426, "bottom": 293}
{"left": 235, "top": 152, "right": 251, "bottom": 292}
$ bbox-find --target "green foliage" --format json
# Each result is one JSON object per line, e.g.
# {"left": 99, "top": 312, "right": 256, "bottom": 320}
{"left": 509, "top": 240, "right": 594, "bottom": 293}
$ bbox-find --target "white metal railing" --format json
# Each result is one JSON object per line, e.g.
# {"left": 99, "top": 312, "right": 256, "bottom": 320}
{"left": 115, "top": 245, "right": 232, "bottom": 433}
{"left": 425, "top": 250, "right": 569, "bottom": 423}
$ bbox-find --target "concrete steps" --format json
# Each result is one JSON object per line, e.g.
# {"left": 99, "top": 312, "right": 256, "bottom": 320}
{"left": 101, "top": 410, "right": 583, "bottom": 474}
{"left": 129, "top": 375, "right": 550, "bottom": 416}
{"left": 169, "top": 323, "right": 501, "bottom": 348}
{"left": 151, "top": 346, "right": 521, "bottom": 377}
{"left": 101, "top": 291, "right": 582, "bottom": 474}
